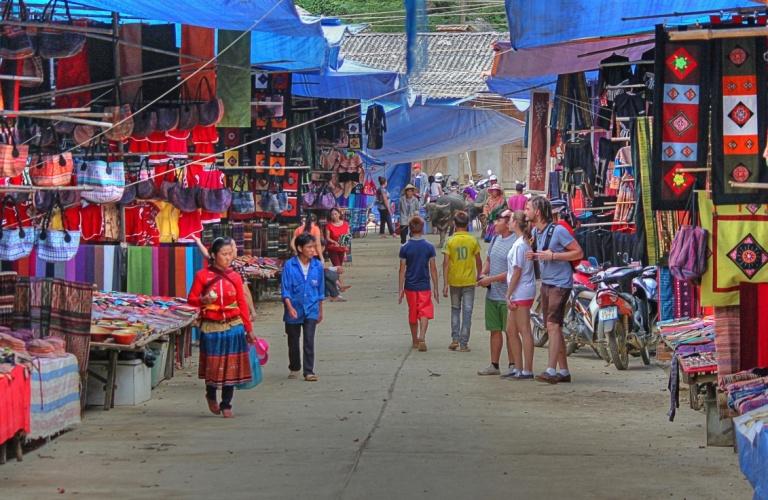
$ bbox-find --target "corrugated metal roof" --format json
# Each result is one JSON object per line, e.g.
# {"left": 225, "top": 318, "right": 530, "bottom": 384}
{"left": 340, "top": 32, "right": 504, "bottom": 99}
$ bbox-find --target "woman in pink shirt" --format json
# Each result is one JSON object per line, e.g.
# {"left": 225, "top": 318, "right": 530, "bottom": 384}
{"left": 507, "top": 183, "right": 528, "bottom": 211}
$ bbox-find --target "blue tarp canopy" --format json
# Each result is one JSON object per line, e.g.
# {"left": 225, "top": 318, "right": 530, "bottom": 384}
{"left": 292, "top": 60, "right": 401, "bottom": 100}
{"left": 364, "top": 103, "right": 525, "bottom": 165}
{"left": 505, "top": 0, "right": 758, "bottom": 48}
{"left": 81, "top": 0, "right": 328, "bottom": 70}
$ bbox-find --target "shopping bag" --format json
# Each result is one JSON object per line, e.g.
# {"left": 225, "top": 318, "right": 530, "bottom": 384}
{"left": 235, "top": 343, "right": 263, "bottom": 390}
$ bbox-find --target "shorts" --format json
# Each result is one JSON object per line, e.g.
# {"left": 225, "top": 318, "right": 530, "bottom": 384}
{"left": 540, "top": 284, "right": 571, "bottom": 326}
{"left": 405, "top": 289, "right": 434, "bottom": 324}
{"left": 485, "top": 298, "right": 508, "bottom": 332}
{"left": 509, "top": 298, "right": 534, "bottom": 308}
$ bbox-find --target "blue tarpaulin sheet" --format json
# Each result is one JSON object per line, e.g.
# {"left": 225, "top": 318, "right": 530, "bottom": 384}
{"left": 292, "top": 61, "right": 401, "bottom": 100}
{"left": 81, "top": 0, "right": 328, "bottom": 70}
{"left": 364, "top": 103, "right": 524, "bottom": 165}
{"left": 735, "top": 410, "right": 768, "bottom": 500}
{"left": 505, "top": 0, "right": 757, "bottom": 48}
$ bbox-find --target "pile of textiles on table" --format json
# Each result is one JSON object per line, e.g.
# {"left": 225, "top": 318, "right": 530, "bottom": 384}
{"left": 91, "top": 292, "right": 199, "bottom": 334}
{"left": 659, "top": 318, "right": 715, "bottom": 349}
{"left": 721, "top": 368, "right": 768, "bottom": 415}
{"left": 0, "top": 328, "right": 69, "bottom": 358}
{"left": 231, "top": 256, "right": 283, "bottom": 280}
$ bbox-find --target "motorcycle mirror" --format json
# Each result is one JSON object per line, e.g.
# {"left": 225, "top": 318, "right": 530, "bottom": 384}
{"left": 487, "top": 169, "right": 493, "bottom": 176}
{"left": 588, "top": 256, "right": 599, "bottom": 268}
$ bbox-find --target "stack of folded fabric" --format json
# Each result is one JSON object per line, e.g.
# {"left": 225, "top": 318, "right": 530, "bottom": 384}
{"left": 723, "top": 369, "right": 768, "bottom": 414}
{"left": 0, "top": 332, "right": 27, "bottom": 354}
{"left": 26, "top": 338, "right": 67, "bottom": 358}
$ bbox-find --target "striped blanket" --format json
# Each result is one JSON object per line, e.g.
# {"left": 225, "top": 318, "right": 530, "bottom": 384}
{"left": 27, "top": 354, "right": 80, "bottom": 441}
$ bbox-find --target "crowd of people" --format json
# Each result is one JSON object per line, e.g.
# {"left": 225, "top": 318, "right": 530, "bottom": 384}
{"left": 397, "top": 192, "right": 584, "bottom": 384}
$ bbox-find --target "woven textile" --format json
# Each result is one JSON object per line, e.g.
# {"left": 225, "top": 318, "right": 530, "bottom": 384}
{"left": 48, "top": 279, "right": 94, "bottom": 382}
{"left": 699, "top": 192, "right": 768, "bottom": 306}
{"left": 216, "top": 30, "right": 251, "bottom": 128}
{"left": 712, "top": 37, "right": 768, "bottom": 205}
{"left": 527, "top": 91, "right": 550, "bottom": 193}
{"left": 0, "top": 271, "right": 17, "bottom": 327}
{"left": 652, "top": 26, "right": 709, "bottom": 210}
{"left": 198, "top": 323, "right": 252, "bottom": 388}
{"left": 633, "top": 117, "right": 658, "bottom": 264}
{"left": 715, "top": 305, "right": 742, "bottom": 379}
{"left": 27, "top": 354, "right": 81, "bottom": 441}
{"left": 740, "top": 283, "right": 768, "bottom": 370}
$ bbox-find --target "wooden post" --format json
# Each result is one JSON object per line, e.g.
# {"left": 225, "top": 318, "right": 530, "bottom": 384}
{"left": 104, "top": 350, "right": 119, "bottom": 411}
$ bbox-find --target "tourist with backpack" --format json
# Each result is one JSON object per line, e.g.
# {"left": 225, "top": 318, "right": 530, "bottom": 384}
{"left": 525, "top": 196, "right": 584, "bottom": 384}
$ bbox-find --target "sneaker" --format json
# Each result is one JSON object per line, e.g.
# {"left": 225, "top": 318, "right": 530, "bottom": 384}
{"left": 512, "top": 373, "right": 534, "bottom": 380}
{"left": 448, "top": 340, "right": 459, "bottom": 350}
{"left": 418, "top": 341, "right": 428, "bottom": 352}
{"left": 477, "top": 365, "right": 501, "bottom": 376}
{"left": 499, "top": 369, "right": 518, "bottom": 379}
{"left": 535, "top": 372, "right": 559, "bottom": 384}
{"left": 288, "top": 370, "right": 300, "bottom": 379}
{"left": 556, "top": 373, "right": 572, "bottom": 383}
{"left": 459, "top": 345, "right": 471, "bottom": 352}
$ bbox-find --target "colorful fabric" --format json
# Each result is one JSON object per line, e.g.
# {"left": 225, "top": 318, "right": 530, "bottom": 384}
{"left": 652, "top": 27, "right": 709, "bottom": 210}
{"left": 699, "top": 192, "right": 768, "bottom": 306}
{"left": 198, "top": 323, "right": 251, "bottom": 388}
{"left": 739, "top": 283, "right": 768, "bottom": 370}
{"left": 0, "top": 271, "right": 16, "bottom": 327}
{"left": 216, "top": 30, "right": 251, "bottom": 128}
{"left": 634, "top": 117, "right": 658, "bottom": 264}
{"left": 715, "top": 305, "right": 741, "bottom": 378}
{"left": 48, "top": 279, "right": 94, "bottom": 386}
{"left": 127, "top": 246, "right": 153, "bottom": 295}
{"left": 527, "top": 91, "right": 550, "bottom": 192}
{"left": 712, "top": 37, "right": 768, "bottom": 205}
{"left": 27, "top": 354, "right": 81, "bottom": 441}
{"left": 0, "top": 365, "right": 30, "bottom": 444}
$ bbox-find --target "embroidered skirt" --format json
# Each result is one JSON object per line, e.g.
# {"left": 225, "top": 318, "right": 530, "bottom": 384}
{"left": 198, "top": 322, "right": 252, "bottom": 387}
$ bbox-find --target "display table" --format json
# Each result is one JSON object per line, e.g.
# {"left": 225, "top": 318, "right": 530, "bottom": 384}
{"left": 735, "top": 407, "right": 768, "bottom": 500}
{"left": 88, "top": 321, "right": 195, "bottom": 411}
{"left": 0, "top": 365, "right": 30, "bottom": 463}
{"left": 27, "top": 354, "right": 81, "bottom": 441}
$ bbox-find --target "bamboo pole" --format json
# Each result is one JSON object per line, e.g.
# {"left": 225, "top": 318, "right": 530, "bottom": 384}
{"left": 668, "top": 26, "right": 768, "bottom": 41}
{"left": 730, "top": 181, "right": 768, "bottom": 190}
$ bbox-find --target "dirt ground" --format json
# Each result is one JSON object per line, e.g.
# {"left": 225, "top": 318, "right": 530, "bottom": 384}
{"left": 1, "top": 235, "right": 752, "bottom": 499}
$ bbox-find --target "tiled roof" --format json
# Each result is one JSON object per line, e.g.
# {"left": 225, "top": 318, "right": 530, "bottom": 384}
{"left": 340, "top": 32, "right": 503, "bottom": 99}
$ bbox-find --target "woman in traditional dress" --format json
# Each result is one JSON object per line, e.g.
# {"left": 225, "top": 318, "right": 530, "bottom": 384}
{"left": 188, "top": 237, "right": 255, "bottom": 418}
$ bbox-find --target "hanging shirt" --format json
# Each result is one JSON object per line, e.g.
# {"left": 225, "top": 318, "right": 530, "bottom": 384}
{"left": 364, "top": 103, "right": 386, "bottom": 150}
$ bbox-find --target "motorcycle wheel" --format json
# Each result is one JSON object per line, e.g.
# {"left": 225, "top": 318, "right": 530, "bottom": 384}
{"left": 533, "top": 323, "right": 548, "bottom": 347}
{"left": 640, "top": 344, "right": 651, "bottom": 365}
{"left": 608, "top": 321, "right": 630, "bottom": 370}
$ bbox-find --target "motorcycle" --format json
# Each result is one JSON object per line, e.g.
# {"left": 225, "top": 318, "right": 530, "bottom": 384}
{"left": 590, "top": 263, "right": 659, "bottom": 370}
{"left": 563, "top": 260, "right": 609, "bottom": 359}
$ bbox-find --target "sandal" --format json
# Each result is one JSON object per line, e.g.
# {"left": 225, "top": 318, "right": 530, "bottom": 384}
{"left": 304, "top": 374, "right": 319, "bottom": 382}
{"left": 206, "top": 398, "right": 220, "bottom": 415}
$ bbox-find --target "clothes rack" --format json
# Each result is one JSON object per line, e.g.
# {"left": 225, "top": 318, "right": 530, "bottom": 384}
{"left": 599, "top": 59, "right": 655, "bottom": 68}
{"left": 729, "top": 181, "right": 768, "bottom": 190}
{"left": 579, "top": 221, "right": 636, "bottom": 228}
{"left": 576, "top": 38, "right": 654, "bottom": 58}
{"left": 668, "top": 26, "right": 768, "bottom": 41}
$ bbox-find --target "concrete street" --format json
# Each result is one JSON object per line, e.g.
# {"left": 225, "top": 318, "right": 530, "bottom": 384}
{"left": 1, "top": 235, "right": 751, "bottom": 499}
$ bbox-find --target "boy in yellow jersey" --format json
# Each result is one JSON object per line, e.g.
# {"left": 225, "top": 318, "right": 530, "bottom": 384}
{"left": 442, "top": 211, "right": 482, "bottom": 351}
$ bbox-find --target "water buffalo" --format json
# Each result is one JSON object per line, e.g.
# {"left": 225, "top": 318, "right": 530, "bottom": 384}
{"left": 424, "top": 194, "right": 469, "bottom": 248}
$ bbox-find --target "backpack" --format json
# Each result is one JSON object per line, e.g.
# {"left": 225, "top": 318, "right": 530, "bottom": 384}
{"left": 532, "top": 224, "right": 579, "bottom": 278}
{"left": 668, "top": 225, "right": 708, "bottom": 283}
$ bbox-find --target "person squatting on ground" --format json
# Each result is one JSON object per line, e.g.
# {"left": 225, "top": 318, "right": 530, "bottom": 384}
{"left": 282, "top": 233, "right": 325, "bottom": 382}
{"left": 188, "top": 237, "right": 255, "bottom": 418}
{"left": 442, "top": 211, "right": 481, "bottom": 352}
{"left": 525, "top": 196, "right": 584, "bottom": 384}
{"left": 398, "top": 216, "right": 439, "bottom": 352}
{"left": 505, "top": 210, "right": 537, "bottom": 380}
{"left": 376, "top": 176, "right": 395, "bottom": 237}
{"left": 477, "top": 212, "right": 518, "bottom": 377}
{"left": 399, "top": 183, "right": 420, "bottom": 244}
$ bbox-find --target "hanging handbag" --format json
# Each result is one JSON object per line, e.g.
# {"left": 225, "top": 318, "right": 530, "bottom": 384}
{"left": 0, "top": 0, "right": 34, "bottom": 60}
{"left": 166, "top": 165, "right": 200, "bottom": 212}
{"left": 36, "top": 193, "right": 80, "bottom": 262}
{"left": 29, "top": 146, "right": 73, "bottom": 187}
{"left": 33, "top": 183, "right": 79, "bottom": 212}
{"left": 0, "top": 120, "right": 28, "bottom": 178}
{"left": 36, "top": 0, "right": 86, "bottom": 59}
{"left": 130, "top": 88, "right": 157, "bottom": 139}
{"left": 230, "top": 175, "right": 256, "bottom": 215}
{"left": 155, "top": 106, "right": 179, "bottom": 132}
{"left": 134, "top": 158, "right": 156, "bottom": 199}
{"left": 0, "top": 196, "right": 34, "bottom": 261}
{"left": 77, "top": 146, "right": 125, "bottom": 204}
{"left": 197, "top": 168, "right": 232, "bottom": 212}
{"left": 301, "top": 188, "right": 317, "bottom": 209}
{"left": 177, "top": 86, "right": 199, "bottom": 131}
{"left": 19, "top": 56, "right": 43, "bottom": 88}
{"left": 317, "top": 186, "right": 336, "bottom": 210}
{"left": 104, "top": 103, "right": 134, "bottom": 142}
{"left": 196, "top": 77, "right": 225, "bottom": 127}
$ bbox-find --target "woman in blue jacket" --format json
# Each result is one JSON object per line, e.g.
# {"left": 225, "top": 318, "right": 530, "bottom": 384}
{"left": 282, "top": 233, "right": 325, "bottom": 381}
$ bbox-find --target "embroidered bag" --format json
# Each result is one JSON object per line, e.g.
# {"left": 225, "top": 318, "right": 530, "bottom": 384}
{"left": 230, "top": 175, "right": 255, "bottom": 216}
{"left": 669, "top": 225, "right": 708, "bottom": 283}
{"left": 36, "top": 193, "right": 80, "bottom": 262}
{"left": 0, "top": 120, "right": 28, "bottom": 178}
{"left": 78, "top": 156, "right": 125, "bottom": 204}
{"left": 29, "top": 151, "right": 73, "bottom": 187}
{"left": 362, "top": 175, "right": 377, "bottom": 196}
{"left": 0, "top": 0, "right": 34, "bottom": 60}
{"left": 0, "top": 196, "right": 34, "bottom": 261}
